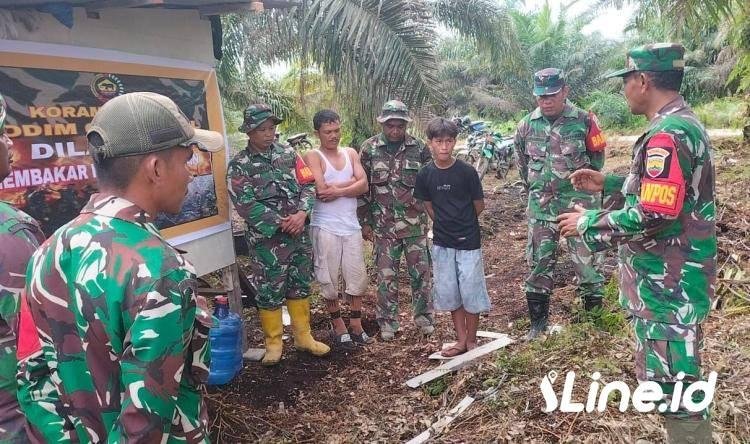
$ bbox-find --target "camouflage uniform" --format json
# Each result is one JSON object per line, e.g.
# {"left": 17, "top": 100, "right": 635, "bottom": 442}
{"left": 0, "top": 202, "right": 44, "bottom": 443}
{"left": 229, "top": 104, "right": 328, "bottom": 366}
{"left": 358, "top": 101, "right": 434, "bottom": 334}
{"left": 15, "top": 92, "right": 224, "bottom": 443}
{"left": 514, "top": 69, "right": 607, "bottom": 317}
{"left": 579, "top": 45, "right": 715, "bottom": 426}
{"left": 17, "top": 194, "right": 212, "bottom": 443}
{"left": 228, "top": 141, "right": 316, "bottom": 309}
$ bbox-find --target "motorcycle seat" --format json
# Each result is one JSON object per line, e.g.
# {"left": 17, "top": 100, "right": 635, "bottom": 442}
{"left": 286, "top": 133, "right": 308, "bottom": 143}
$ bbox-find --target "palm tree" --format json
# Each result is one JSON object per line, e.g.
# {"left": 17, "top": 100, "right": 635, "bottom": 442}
{"left": 436, "top": 3, "right": 616, "bottom": 119}
{"left": 591, "top": 0, "right": 750, "bottom": 139}
{"left": 218, "top": 0, "right": 521, "bottom": 133}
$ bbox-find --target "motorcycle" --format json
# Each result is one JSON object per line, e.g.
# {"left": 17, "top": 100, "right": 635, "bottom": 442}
{"left": 454, "top": 119, "right": 489, "bottom": 165}
{"left": 473, "top": 132, "right": 515, "bottom": 180}
{"left": 454, "top": 118, "right": 514, "bottom": 180}
{"left": 286, "top": 132, "right": 313, "bottom": 151}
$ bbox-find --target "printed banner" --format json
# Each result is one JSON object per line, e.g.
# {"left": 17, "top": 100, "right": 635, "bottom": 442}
{"left": 0, "top": 51, "right": 229, "bottom": 241}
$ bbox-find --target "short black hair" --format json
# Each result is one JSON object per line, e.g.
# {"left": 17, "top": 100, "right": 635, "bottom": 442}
{"left": 644, "top": 70, "right": 683, "bottom": 92}
{"left": 92, "top": 154, "right": 145, "bottom": 190}
{"left": 313, "top": 109, "right": 341, "bottom": 130}
{"left": 89, "top": 132, "right": 176, "bottom": 190}
{"left": 426, "top": 117, "right": 459, "bottom": 140}
{"left": 88, "top": 132, "right": 142, "bottom": 190}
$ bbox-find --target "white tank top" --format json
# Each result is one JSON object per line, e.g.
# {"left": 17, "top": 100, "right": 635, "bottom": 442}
{"left": 310, "top": 148, "right": 361, "bottom": 235}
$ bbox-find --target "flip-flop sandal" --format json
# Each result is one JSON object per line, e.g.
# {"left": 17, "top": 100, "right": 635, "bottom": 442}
{"left": 440, "top": 345, "right": 467, "bottom": 358}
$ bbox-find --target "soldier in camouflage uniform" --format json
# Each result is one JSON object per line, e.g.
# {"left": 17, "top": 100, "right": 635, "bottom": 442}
{"left": 16, "top": 92, "right": 223, "bottom": 442}
{"left": 358, "top": 100, "right": 434, "bottom": 341}
{"left": 514, "top": 68, "right": 608, "bottom": 339}
{"left": 0, "top": 92, "right": 45, "bottom": 443}
{"left": 559, "top": 44, "right": 714, "bottom": 443}
{"left": 228, "top": 104, "right": 330, "bottom": 366}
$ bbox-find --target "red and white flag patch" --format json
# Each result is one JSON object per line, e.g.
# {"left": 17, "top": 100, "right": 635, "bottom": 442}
{"left": 295, "top": 154, "right": 315, "bottom": 184}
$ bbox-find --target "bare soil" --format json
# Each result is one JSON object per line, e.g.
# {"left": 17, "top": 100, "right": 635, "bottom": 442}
{"left": 206, "top": 135, "right": 750, "bottom": 443}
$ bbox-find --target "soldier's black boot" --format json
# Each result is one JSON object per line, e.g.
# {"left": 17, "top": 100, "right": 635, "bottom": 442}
{"left": 525, "top": 292, "right": 549, "bottom": 340}
{"left": 584, "top": 296, "right": 602, "bottom": 312}
{"left": 574, "top": 295, "right": 603, "bottom": 323}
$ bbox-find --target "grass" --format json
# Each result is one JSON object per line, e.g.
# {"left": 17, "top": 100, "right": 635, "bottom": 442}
{"left": 424, "top": 375, "right": 452, "bottom": 397}
{"left": 693, "top": 97, "right": 747, "bottom": 129}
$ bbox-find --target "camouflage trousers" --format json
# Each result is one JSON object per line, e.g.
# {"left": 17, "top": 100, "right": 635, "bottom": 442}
{"left": 633, "top": 317, "right": 709, "bottom": 421}
{"left": 246, "top": 230, "right": 312, "bottom": 309}
{"left": 525, "top": 219, "right": 605, "bottom": 301}
{"left": 0, "top": 347, "right": 26, "bottom": 443}
{"left": 374, "top": 235, "right": 434, "bottom": 332}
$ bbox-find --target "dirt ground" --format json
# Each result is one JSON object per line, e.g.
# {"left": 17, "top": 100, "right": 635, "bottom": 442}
{"left": 206, "top": 135, "right": 750, "bottom": 443}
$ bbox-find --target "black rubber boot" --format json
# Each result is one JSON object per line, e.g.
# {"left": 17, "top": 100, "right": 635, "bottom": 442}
{"left": 583, "top": 296, "right": 603, "bottom": 312}
{"left": 573, "top": 295, "right": 604, "bottom": 323}
{"left": 526, "top": 292, "right": 550, "bottom": 340}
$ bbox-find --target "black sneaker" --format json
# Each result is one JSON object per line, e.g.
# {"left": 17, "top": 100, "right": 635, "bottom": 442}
{"left": 349, "top": 330, "right": 375, "bottom": 345}
{"left": 332, "top": 332, "right": 356, "bottom": 351}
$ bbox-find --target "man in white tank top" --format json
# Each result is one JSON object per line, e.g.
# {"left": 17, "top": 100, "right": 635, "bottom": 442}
{"left": 303, "top": 110, "right": 374, "bottom": 348}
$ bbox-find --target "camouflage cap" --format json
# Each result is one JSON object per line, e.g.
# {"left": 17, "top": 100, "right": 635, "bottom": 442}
{"left": 533, "top": 68, "right": 565, "bottom": 96}
{"left": 239, "top": 104, "right": 282, "bottom": 132}
{"left": 376, "top": 100, "right": 412, "bottom": 123}
{"left": 605, "top": 43, "right": 686, "bottom": 78}
{"left": 0, "top": 92, "right": 6, "bottom": 131}
{"left": 86, "top": 92, "right": 224, "bottom": 159}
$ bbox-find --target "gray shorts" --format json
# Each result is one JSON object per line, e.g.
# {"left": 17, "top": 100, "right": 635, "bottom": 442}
{"left": 432, "top": 245, "right": 491, "bottom": 314}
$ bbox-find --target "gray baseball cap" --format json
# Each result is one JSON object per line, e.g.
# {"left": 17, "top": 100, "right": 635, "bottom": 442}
{"left": 87, "top": 92, "right": 224, "bottom": 159}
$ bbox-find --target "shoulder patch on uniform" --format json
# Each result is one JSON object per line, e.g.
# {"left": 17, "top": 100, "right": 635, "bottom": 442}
{"left": 585, "top": 111, "right": 607, "bottom": 152}
{"left": 640, "top": 132, "right": 685, "bottom": 216}
{"left": 645, "top": 133, "right": 676, "bottom": 178}
{"left": 16, "top": 292, "right": 42, "bottom": 360}
{"left": 295, "top": 154, "right": 315, "bottom": 184}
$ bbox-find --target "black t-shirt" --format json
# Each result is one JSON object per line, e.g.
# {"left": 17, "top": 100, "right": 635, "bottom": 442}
{"left": 414, "top": 159, "right": 484, "bottom": 250}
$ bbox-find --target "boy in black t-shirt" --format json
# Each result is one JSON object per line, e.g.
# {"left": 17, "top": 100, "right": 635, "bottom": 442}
{"left": 414, "top": 118, "right": 491, "bottom": 357}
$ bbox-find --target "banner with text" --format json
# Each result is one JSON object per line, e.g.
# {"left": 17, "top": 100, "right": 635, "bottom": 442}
{"left": 0, "top": 52, "right": 229, "bottom": 241}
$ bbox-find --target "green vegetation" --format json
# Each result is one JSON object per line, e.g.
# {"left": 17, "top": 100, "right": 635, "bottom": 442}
{"left": 694, "top": 97, "right": 747, "bottom": 128}
{"left": 215, "top": 0, "right": 749, "bottom": 141}
{"left": 423, "top": 375, "right": 452, "bottom": 397}
{"left": 582, "top": 91, "right": 647, "bottom": 131}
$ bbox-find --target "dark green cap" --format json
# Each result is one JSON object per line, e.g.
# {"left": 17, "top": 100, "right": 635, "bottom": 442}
{"left": 377, "top": 100, "right": 412, "bottom": 123}
{"left": 605, "top": 43, "right": 686, "bottom": 78}
{"left": 239, "top": 104, "right": 282, "bottom": 132}
{"left": 533, "top": 68, "right": 565, "bottom": 96}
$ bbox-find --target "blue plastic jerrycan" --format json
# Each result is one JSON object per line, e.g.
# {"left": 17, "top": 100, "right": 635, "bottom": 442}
{"left": 207, "top": 296, "right": 243, "bottom": 385}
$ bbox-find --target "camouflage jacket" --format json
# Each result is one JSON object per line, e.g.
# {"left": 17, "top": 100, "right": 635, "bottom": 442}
{"left": 358, "top": 133, "right": 431, "bottom": 239}
{"left": 17, "top": 194, "right": 212, "bottom": 443}
{"left": 577, "top": 96, "right": 716, "bottom": 338}
{"left": 228, "top": 142, "right": 316, "bottom": 245}
{"left": 0, "top": 201, "right": 44, "bottom": 441}
{"left": 514, "top": 101, "right": 606, "bottom": 221}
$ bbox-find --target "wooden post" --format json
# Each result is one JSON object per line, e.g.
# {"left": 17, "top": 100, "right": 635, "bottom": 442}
{"left": 222, "top": 263, "right": 248, "bottom": 352}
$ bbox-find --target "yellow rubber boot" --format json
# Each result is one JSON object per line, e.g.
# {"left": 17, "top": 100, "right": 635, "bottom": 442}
{"left": 286, "top": 299, "right": 330, "bottom": 357}
{"left": 258, "top": 308, "right": 284, "bottom": 366}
